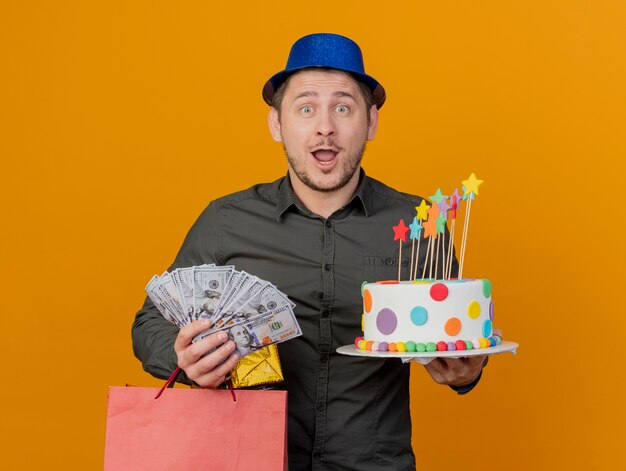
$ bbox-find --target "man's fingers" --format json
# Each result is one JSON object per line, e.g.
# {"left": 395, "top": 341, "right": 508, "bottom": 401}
{"left": 181, "top": 338, "right": 238, "bottom": 383}
{"left": 424, "top": 355, "right": 488, "bottom": 386}
{"left": 174, "top": 319, "right": 212, "bottom": 351}
{"left": 424, "top": 358, "right": 447, "bottom": 383}
{"left": 193, "top": 352, "right": 241, "bottom": 388}
{"left": 194, "top": 341, "right": 237, "bottom": 373}
{"left": 425, "top": 358, "right": 446, "bottom": 374}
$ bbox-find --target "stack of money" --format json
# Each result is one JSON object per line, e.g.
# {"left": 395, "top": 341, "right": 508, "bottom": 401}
{"left": 145, "top": 264, "right": 301, "bottom": 361}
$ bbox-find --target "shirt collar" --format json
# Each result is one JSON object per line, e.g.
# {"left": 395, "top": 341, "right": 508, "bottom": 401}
{"left": 275, "top": 169, "right": 372, "bottom": 221}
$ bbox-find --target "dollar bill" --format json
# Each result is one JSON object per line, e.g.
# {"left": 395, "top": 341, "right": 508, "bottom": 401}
{"left": 172, "top": 267, "right": 195, "bottom": 323}
{"left": 157, "top": 272, "right": 187, "bottom": 326}
{"left": 146, "top": 275, "right": 184, "bottom": 328}
{"left": 223, "top": 282, "right": 295, "bottom": 326}
{"left": 192, "top": 265, "right": 234, "bottom": 320}
{"left": 215, "top": 277, "right": 267, "bottom": 328}
{"left": 213, "top": 271, "right": 254, "bottom": 322}
{"left": 146, "top": 265, "right": 301, "bottom": 361}
{"left": 196, "top": 304, "right": 302, "bottom": 358}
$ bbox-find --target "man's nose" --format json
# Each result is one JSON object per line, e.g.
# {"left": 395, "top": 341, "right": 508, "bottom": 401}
{"left": 315, "top": 111, "right": 335, "bottom": 137}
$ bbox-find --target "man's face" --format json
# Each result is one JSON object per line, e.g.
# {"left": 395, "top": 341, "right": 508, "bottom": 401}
{"left": 229, "top": 326, "right": 252, "bottom": 348}
{"left": 268, "top": 70, "right": 378, "bottom": 193}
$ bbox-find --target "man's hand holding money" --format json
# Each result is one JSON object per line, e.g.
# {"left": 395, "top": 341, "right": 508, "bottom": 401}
{"left": 174, "top": 319, "right": 240, "bottom": 388}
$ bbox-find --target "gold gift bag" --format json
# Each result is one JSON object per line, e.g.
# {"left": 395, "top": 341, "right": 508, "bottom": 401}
{"left": 230, "top": 344, "right": 284, "bottom": 388}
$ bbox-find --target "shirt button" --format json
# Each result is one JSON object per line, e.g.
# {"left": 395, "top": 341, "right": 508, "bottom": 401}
{"left": 385, "top": 258, "right": 394, "bottom": 266}
{"left": 316, "top": 403, "right": 324, "bottom": 412}
{"left": 325, "top": 263, "right": 332, "bottom": 271}
{"left": 321, "top": 309, "right": 330, "bottom": 318}
{"left": 320, "top": 354, "right": 328, "bottom": 363}
{"left": 325, "top": 220, "right": 332, "bottom": 228}
{"left": 313, "top": 452, "right": 321, "bottom": 460}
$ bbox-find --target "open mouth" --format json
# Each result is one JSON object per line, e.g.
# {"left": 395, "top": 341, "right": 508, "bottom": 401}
{"left": 312, "top": 149, "right": 338, "bottom": 166}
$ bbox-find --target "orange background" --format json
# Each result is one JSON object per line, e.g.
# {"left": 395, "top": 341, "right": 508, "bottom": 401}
{"left": 1, "top": 1, "right": 625, "bottom": 469}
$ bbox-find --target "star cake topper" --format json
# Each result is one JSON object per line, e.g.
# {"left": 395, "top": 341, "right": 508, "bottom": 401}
{"left": 409, "top": 217, "right": 423, "bottom": 240}
{"left": 415, "top": 200, "right": 430, "bottom": 221}
{"left": 462, "top": 173, "right": 483, "bottom": 198}
{"left": 392, "top": 219, "right": 410, "bottom": 243}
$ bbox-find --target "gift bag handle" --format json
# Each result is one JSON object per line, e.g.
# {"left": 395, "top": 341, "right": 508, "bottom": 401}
{"left": 154, "top": 367, "right": 237, "bottom": 402}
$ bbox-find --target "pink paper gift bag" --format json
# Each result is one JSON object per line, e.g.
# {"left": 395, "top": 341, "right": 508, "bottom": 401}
{"left": 104, "top": 386, "right": 288, "bottom": 470}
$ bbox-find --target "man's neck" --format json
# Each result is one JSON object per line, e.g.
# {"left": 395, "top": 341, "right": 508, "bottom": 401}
{"left": 288, "top": 170, "right": 360, "bottom": 219}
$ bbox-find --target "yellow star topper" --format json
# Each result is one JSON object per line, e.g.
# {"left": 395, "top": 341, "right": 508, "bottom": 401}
{"left": 415, "top": 200, "right": 431, "bottom": 220}
{"left": 462, "top": 173, "right": 484, "bottom": 196}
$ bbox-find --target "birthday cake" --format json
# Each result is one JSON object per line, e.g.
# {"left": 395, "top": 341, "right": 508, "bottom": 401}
{"left": 356, "top": 278, "right": 500, "bottom": 352}
{"left": 355, "top": 173, "right": 501, "bottom": 353}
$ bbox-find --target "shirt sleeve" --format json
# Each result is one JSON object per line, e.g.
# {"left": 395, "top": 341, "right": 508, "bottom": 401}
{"left": 131, "top": 201, "right": 222, "bottom": 384}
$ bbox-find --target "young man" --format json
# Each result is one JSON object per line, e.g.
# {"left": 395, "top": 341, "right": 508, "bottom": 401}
{"left": 133, "top": 33, "right": 486, "bottom": 470}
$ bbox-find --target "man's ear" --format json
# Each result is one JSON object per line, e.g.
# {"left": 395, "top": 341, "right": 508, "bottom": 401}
{"left": 366, "top": 105, "right": 379, "bottom": 141}
{"left": 268, "top": 107, "right": 283, "bottom": 142}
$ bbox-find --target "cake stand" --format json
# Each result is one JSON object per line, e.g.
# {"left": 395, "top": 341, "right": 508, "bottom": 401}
{"left": 337, "top": 341, "right": 519, "bottom": 365}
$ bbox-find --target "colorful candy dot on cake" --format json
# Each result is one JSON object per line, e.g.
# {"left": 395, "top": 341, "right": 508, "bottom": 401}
{"left": 482, "top": 319, "right": 493, "bottom": 338}
{"left": 405, "top": 341, "right": 417, "bottom": 352}
{"left": 354, "top": 336, "right": 364, "bottom": 348}
{"left": 376, "top": 308, "right": 398, "bottom": 335}
{"left": 377, "top": 280, "right": 399, "bottom": 285}
{"left": 426, "top": 342, "right": 437, "bottom": 352}
{"left": 465, "top": 340, "right": 473, "bottom": 350}
{"left": 479, "top": 338, "right": 489, "bottom": 349}
{"left": 467, "top": 301, "right": 481, "bottom": 319}
{"left": 455, "top": 340, "right": 466, "bottom": 350}
{"left": 396, "top": 342, "right": 407, "bottom": 352}
{"left": 488, "top": 337, "right": 496, "bottom": 347}
{"left": 410, "top": 306, "right": 428, "bottom": 326}
{"left": 379, "top": 342, "right": 389, "bottom": 352}
{"left": 489, "top": 300, "right": 494, "bottom": 321}
{"left": 361, "top": 281, "right": 368, "bottom": 296}
{"left": 494, "top": 334, "right": 502, "bottom": 345}
{"left": 416, "top": 343, "right": 426, "bottom": 352}
{"left": 436, "top": 341, "right": 447, "bottom": 351}
{"left": 444, "top": 317, "right": 462, "bottom": 336}
{"left": 371, "top": 341, "right": 380, "bottom": 351}
{"left": 358, "top": 340, "right": 367, "bottom": 350}
{"left": 430, "top": 283, "right": 449, "bottom": 301}
{"left": 482, "top": 279, "right": 492, "bottom": 298}
{"left": 363, "top": 289, "right": 373, "bottom": 313}
{"left": 447, "top": 342, "right": 456, "bottom": 351}
{"left": 366, "top": 340, "right": 374, "bottom": 350}
{"left": 472, "top": 339, "right": 481, "bottom": 349}
{"left": 388, "top": 342, "right": 397, "bottom": 352}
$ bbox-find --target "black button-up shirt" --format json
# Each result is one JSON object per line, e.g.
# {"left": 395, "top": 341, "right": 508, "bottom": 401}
{"left": 133, "top": 171, "right": 458, "bottom": 470}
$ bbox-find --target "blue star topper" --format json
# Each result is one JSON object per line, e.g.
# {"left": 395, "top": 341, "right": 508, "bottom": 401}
{"left": 409, "top": 217, "right": 423, "bottom": 240}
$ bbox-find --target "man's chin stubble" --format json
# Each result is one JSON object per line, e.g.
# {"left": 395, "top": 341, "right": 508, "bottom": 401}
{"left": 284, "top": 143, "right": 366, "bottom": 193}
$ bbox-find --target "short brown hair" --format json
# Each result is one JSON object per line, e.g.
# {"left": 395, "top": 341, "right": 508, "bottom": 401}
{"left": 270, "top": 68, "right": 374, "bottom": 120}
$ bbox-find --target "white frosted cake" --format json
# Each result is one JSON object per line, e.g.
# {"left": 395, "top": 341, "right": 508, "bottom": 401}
{"left": 356, "top": 278, "right": 500, "bottom": 352}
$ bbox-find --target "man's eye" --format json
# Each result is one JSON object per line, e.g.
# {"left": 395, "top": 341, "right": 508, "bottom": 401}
{"left": 336, "top": 105, "right": 349, "bottom": 113}
{"left": 301, "top": 106, "right": 313, "bottom": 113}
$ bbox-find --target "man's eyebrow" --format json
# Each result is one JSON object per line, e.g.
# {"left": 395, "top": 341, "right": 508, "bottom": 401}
{"left": 292, "top": 90, "right": 358, "bottom": 101}
{"left": 333, "top": 91, "right": 357, "bottom": 100}
{"left": 293, "top": 91, "right": 317, "bottom": 100}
